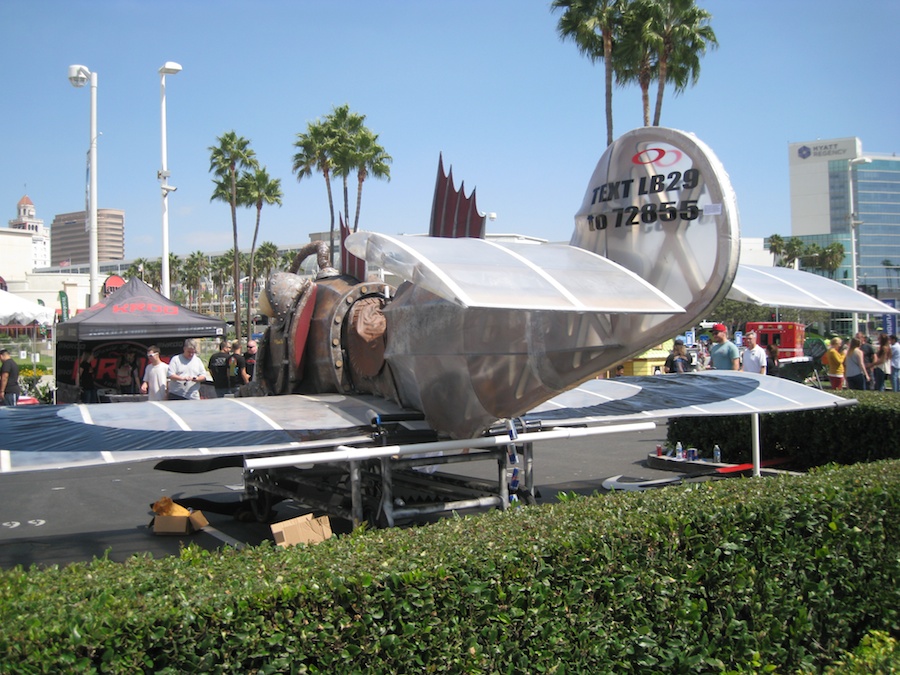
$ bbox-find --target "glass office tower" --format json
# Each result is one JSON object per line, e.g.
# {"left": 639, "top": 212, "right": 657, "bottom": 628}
{"left": 788, "top": 137, "right": 900, "bottom": 303}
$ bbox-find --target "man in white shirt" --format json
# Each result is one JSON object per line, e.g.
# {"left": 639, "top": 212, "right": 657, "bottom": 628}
{"left": 140, "top": 346, "right": 169, "bottom": 401}
{"left": 741, "top": 330, "right": 767, "bottom": 375}
{"left": 166, "top": 338, "right": 208, "bottom": 400}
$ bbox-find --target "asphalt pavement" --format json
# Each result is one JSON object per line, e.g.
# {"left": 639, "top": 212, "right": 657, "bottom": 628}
{"left": 0, "top": 421, "right": 675, "bottom": 570}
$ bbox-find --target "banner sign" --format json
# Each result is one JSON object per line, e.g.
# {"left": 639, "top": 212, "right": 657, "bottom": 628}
{"left": 58, "top": 290, "right": 69, "bottom": 321}
{"left": 883, "top": 299, "right": 897, "bottom": 337}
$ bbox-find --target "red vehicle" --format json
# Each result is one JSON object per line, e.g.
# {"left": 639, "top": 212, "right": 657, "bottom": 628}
{"left": 743, "top": 322, "right": 806, "bottom": 359}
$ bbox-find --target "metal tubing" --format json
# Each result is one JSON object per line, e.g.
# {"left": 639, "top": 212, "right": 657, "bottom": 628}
{"left": 390, "top": 447, "right": 504, "bottom": 469}
{"left": 523, "top": 442, "right": 535, "bottom": 500}
{"left": 380, "top": 457, "right": 394, "bottom": 528}
{"left": 245, "top": 422, "right": 657, "bottom": 470}
{"left": 498, "top": 453, "right": 509, "bottom": 510}
{"left": 392, "top": 496, "right": 503, "bottom": 520}
{"left": 751, "top": 412, "right": 761, "bottom": 477}
{"left": 350, "top": 460, "right": 363, "bottom": 527}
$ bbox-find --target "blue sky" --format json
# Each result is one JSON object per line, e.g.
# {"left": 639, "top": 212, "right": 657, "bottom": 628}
{"left": 2, "top": 1, "right": 898, "bottom": 261}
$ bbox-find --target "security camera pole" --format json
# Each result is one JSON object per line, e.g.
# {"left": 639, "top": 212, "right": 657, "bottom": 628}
{"left": 67, "top": 64, "right": 99, "bottom": 306}
{"left": 159, "top": 61, "right": 182, "bottom": 298}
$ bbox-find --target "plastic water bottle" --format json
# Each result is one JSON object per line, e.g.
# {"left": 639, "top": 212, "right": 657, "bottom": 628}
{"left": 713, "top": 444, "right": 721, "bottom": 463}
{"left": 675, "top": 441, "right": 684, "bottom": 460}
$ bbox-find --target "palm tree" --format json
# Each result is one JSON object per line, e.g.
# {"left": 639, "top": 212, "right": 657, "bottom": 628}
{"left": 126, "top": 257, "right": 148, "bottom": 283}
{"left": 781, "top": 237, "right": 805, "bottom": 269}
{"left": 167, "top": 253, "right": 182, "bottom": 300}
{"left": 614, "top": 2, "right": 656, "bottom": 126}
{"left": 144, "top": 259, "right": 162, "bottom": 291}
{"left": 821, "top": 242, "right": 845, "bottom": 279}
{"left": 642, "top": 0, "right": 718, "bottom": 127}
{"left": 348, "top": 128, "right": 392, "bottom": 232}
{"left": 327, "top": 104, "right": 367, "bottom": 234}
{"left": 279, "top": 248, "right": 297, "bottom": 271}
{"left": 293, "top": 120, "right": 338, "bottom": 265}
{"left": 238, "top": 167, "right": 283, "bottom": 334}
{"left": 552, "top": 0, "right": 626, "bottom": 147}
{"left": 800, "top": 243, "right": 822, "bottom": 273}
{"left": 209, "top": 131, "right": 259, "bottom": 340}
{"left": 256, "top": 241, "right": 281, "bottom": 285}
{"left": 211, "top": 253, "right": 233, "bottom": 320}
{"left": 767, "top": 234, "right": 785, "bottom": 265}
{"left": 183, "top": 251, "right": 209, "bottom": 312}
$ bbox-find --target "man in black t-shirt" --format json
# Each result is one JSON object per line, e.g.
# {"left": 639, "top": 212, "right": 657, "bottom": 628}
{"left": 226, "top": 341, "right": 249, "bottom": 394}
{"left": 243, "top": 339, "right": 257, "bottom": 381}
{"left": 208, "top": 341, "right": 231, "bottom": 397}
{"left": 0, "top": 349, "right": 22, "bottom": 406}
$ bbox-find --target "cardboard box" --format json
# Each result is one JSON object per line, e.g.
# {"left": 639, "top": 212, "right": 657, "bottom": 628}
{"left": 152, "top": 510, "right": 209, "bottom": 535}
{"left": 270, "top": 513, "right": 333, "bottom": 547}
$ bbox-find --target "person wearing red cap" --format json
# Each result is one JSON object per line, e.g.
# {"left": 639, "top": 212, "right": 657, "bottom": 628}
{"left": 709, "top": 323, "right": 740, "bottom": 370}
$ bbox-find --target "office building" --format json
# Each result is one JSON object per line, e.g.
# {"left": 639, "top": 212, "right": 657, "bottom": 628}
{"left": 788, "top": 137, "right": 900, "bottom": 301}
{"left": 50, "top": 209, "right": 125, "bottom": 266}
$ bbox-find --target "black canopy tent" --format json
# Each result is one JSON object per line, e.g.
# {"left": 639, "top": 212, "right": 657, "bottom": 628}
{"left": 55, "top": 278, "right": 226, "bottom": 403}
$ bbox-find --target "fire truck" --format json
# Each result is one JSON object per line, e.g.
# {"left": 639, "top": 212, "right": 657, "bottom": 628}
{"left": 743, "top": 321, "right": 806, "bottom": 359}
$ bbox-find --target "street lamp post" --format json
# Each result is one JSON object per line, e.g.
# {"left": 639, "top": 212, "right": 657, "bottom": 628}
{"left": 159, "top": 61, "right": 182, "bottom": 298}
{"left": 67, "top": 64, "right": 99, "bottom": 306}
{"left": 848, "top": 156, "right": 872, "bottom": 336}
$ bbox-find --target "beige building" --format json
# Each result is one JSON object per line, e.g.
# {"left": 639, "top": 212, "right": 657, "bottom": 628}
{"left": 50, "top": 209, "right": 125, "bottom": 266}
{"left": 8, "top": 195, "right": 51, "bottom": 269}
{"left": 0, "top": 229, "right": 37, "bottom": 290}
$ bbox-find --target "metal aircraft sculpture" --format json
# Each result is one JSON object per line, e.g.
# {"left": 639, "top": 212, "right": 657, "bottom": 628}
{"left": 1, "top": 127, "right": 893, "bottom": 526}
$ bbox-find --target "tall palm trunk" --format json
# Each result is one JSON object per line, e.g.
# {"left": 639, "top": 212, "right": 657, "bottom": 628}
{"left": 603, "top": 30, "right": 614, "bottom": 146}
{"left": 230, "top": 167, "right": 242, "bottom": 340}
{"left": 246, "top": 207, "right": 262, "bottom": 340}
{"left": 652, "top": 56, "right": 669, "bottom": 127}
{"left": 342, "top": 175, "right": 351, "bottom": 239}
{"left": 354, "top": 170, "right": 366, "bottom": 232}
{"left": 324, "top": 169, "right": 336, "bottom": 267}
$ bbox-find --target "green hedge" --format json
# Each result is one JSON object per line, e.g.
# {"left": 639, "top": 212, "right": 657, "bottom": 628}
{"left": 817, "top": 631, "right": 900, "bottom": 674}
{"left": 2, "top": 460, "right": 899, "bottom": 673}
{"left": 668, "top": 391, "right": 900, "bottom": 468}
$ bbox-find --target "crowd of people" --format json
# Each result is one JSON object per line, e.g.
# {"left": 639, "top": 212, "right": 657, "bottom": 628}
{"left": 818, "top": 331, "right": 900, "bottom": 392}
{"left": 68, "top": 337, "right": 260, "bottom": 405}
{"left": 655, "top": 323, "right": 900, "bottom": 392}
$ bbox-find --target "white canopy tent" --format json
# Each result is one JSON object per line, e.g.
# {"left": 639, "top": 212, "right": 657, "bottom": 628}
{"left": 729, "top": 265, "right": 899, "bottom": 315}
{"left": 0, "top": 289, "right": 55, "bottom": 326}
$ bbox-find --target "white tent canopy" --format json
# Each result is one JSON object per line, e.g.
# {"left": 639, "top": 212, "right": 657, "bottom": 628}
{"left": 0, "top": 289, "right": 54, "bottom": 325}
{"left": 729, "top": 265, "right": 899, "bottom": 314}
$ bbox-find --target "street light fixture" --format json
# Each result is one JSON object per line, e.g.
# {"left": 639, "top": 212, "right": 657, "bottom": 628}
{"left": 848, "top": 156, "right": 872, "bottom": 336}
{"left": 67, "top": 64, "right": 99, "bottom": 306}
{"left": 159, "top": 61, "right": 182, "bottom": 298}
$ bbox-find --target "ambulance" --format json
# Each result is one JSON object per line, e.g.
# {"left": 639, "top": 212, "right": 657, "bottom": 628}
{"left": 743, "top": 322, "right": 806, "bottom": 359}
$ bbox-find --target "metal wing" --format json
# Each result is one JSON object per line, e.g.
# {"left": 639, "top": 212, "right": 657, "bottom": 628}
{"left": 526, "top": 370, "right": 853, "bottom": 427}
{"left": 0, "top": 395, "right": 415, "bottom": 474}
{"left": 345, "top": 232, "right": 683, "bottom": 314}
